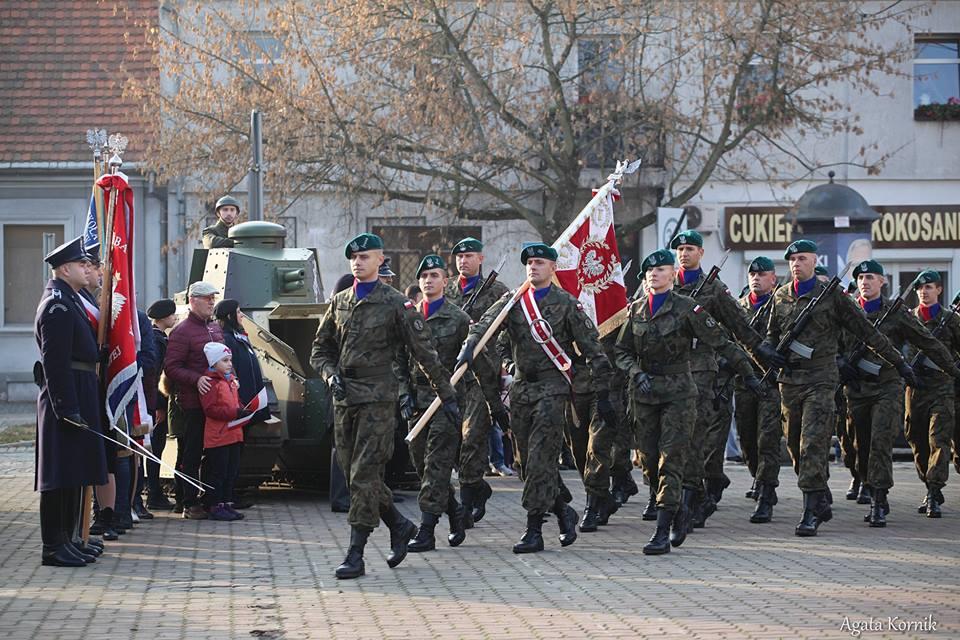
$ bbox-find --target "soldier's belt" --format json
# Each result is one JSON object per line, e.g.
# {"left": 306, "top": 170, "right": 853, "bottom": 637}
{"left": 340, "top": 365, "right": 391, "bottom": 378}
{"left": 71, "top": 361, "right": 97, "bottom": 373}
{"left": 516, "top": 368, "right": 565, "bottom": 383}
{"left": 641, "top": 362, "right": 690, "bottom": 375}
{"left": 786, "top": 355, "right": 835, "bottom": 370}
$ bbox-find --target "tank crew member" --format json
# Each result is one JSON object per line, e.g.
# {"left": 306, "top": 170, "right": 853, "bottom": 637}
{"left": 202, "top": 195, "right": 241, "bottom": 249}
{"left": 311, "top": 233, "right": 458, "bottom": 579}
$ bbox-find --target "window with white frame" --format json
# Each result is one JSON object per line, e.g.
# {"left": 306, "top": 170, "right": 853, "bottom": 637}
{"left": 3, "top": 224, "right": 64, "bottom": 325}
{"left": 914, "top": 36, "right": 960, "bottom": 120}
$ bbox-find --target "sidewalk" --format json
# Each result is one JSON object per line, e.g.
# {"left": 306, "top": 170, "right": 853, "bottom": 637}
{"left": 0, "top": 450, "right": 956, "bottom": 639}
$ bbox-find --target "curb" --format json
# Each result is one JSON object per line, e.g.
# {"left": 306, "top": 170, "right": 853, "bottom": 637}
{"left": 0, "top": 440, "right": 34, "bottom": 451}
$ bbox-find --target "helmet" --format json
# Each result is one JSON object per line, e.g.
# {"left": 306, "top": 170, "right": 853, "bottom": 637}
{"left": 215, "top": 195, "right": 242, "bottom": 213}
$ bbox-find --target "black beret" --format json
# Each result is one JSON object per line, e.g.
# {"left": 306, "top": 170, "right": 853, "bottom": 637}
{"left": 146, "top": 298, "right": 177, "bottom": 319}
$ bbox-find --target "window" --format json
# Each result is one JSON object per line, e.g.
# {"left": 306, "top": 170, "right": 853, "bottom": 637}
{"left": 914, "top": 37, "right": 960, "bottom": 120}
{"left": 736, "top": 54, "right": 787, "bottom": 124}
{"left": 370, "top": 222, "right": 482, "bottom": 290}
{"left": 239, "top": 32, "right": 284, "bottom": 75}
{"left": 3, "top": 225, "right": 64, "bottom": 325}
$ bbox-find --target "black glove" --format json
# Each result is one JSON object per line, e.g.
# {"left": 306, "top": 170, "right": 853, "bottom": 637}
{"left": 716, "top": 356, "right": 732, "bottom": 373}
{"left": 491, "top": 407, "right": 510, "bottom": 430}
{"left": 61, "top": 413, "right": 90, "bottom": 430}
{"left": 756, "top": 343, "right": 786, "bottom": 369}
{"left": 633, "top": 371, "right": 652, "bottom": 394}
{"left": 743, "top": 374, "right": 766, "bottom": 398}
{"left": 836, "top": 356, "right": 861, "bottom": 388}
{"left": 896, "top": 361, "right": 918, "bottom": 387}
{"left": 595, "top": 390, "right": 617, "bottom": 426}
{"left": 328, "top": 374, "right": 346, "bottom": 401}
{"left": 455, "top": 337, "right": 479, "bottom": 370}
{"left": 441, "top": 398, "right": 461, "bottom": 422}
{"left": 399, "top": 394, "right": 415, "bottom": 422}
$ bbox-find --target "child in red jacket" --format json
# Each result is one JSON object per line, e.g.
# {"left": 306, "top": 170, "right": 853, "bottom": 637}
{"left": 200, "top": 342, "right": 247, "bottom": 521}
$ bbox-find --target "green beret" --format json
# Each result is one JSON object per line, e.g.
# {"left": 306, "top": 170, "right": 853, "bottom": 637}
{"left": 451, "top": 237, "right": 483, "bottom": 255}
{"left": 641, "top": 248, "right": 676, "bottom": 273}
{"left": 520, "top": 242, "right": 558, "bottom": 264}
{"left": 416, "top": 254, "right": 446, "bottom": 278}
{"left": 914, "top": 270, "right": 942, "bottom": 289}
{"left": 814, "top": 266, "right": 828, "bottom": 277}
{"left": 748, "top": 256, "right": 775, "bottom": 273}
{"left": 344, "top": 233, "right": 384, "bottom": 258}
{"left": 852, "top": 259, "right": 884, "bottom": 279}
{"left": 669, "top": 229, "right": 703, "bottom": 249}
{"left": 784, "top": 239, "right": 818, "bottom": 259}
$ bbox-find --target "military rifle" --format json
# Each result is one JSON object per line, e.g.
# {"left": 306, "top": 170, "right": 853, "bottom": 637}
{"left": 760, "top": 262, "right": 853, "bottom": 387}
{"left": 909, "top": 289, "right": 960, "bottom": 373}
{"left": 462, "top": 254, "right": 507, "bottom": 315}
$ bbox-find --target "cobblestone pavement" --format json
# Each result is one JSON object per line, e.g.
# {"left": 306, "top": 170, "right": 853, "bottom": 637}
{"left": 0, "top": 450, "right": 957, "bottom": 640}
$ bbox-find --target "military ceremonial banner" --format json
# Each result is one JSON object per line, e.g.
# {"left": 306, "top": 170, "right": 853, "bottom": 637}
{"left": 97, "top": 171, "right": 142, "bottom": 427}
{"left": 553, "top": 179, "right": 630, "bottom": 337}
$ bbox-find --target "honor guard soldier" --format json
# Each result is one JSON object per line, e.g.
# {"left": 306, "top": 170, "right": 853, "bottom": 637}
{"left": 400, "top": 254, "right": 495, "bottom": 552}
{"left": 201, "top": 195, "right": 241, "bottom": 249}
{"left": 766, "top": 240, "right": 916, "bottom": 536}
{"left": 670, "top": 230, "right": 781, "bottom": 526}
{"left": 734, "top": 257, "right": 783, "bottom": 523}
{"left": 905, "top": 270, "right": 960, "bottom": 518}
{"left": 844, "top": 261, "right": 958, "bottom": 526}
{"left": 311, "top": 233, "right": 458, "bottom": 579}
{"left": 35, "top": 237, "right": 108, "bottom": 567}
{"left": 616, "top": 249, "right": 763, "bottom": 554}
{"left": 461, "top": 242, "right": 616, "bottom": 553}
{"left": 443, "top": 237, "right": 511, "bottom": 525}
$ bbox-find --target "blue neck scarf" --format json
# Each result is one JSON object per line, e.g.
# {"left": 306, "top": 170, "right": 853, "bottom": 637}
{"left": 679, "top": 267, "right": 702, "bottom": 286}
{"left": 354, "top": 279, "right": 377, "bottom": 300}
{"left": 460, "top": 273, "right": 482, "bottom": 294}
{"left": 860, "top": 296, "right": 883, "bottom": 314}
{"left": 648, "top": 291, "right": 669, "bottom": 316}
{"left": 749, "top": 291, "right": 771, "bottom": 309}
{"left": 425, "top": 297, "right": 445, "bottom": 318}
{"left": 920, "top": 303, "right": 941, "bottom": 322}
{"left": 534, "top": 284, "right": 551, "bottom": 302}
{"left": 794, "top": 276, "right": 817, "bottom": 297}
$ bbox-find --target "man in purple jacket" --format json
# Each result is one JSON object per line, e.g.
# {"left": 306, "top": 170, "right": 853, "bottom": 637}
{"left": 163, "top": 281, "right": 223, "bottom": 519}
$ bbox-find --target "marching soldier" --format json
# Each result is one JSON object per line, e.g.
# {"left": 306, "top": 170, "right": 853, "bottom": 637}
{"left": 201, "top": 195, "right": 241, "bottom": 249}
{"left": 615, "top": 249, "right": 763, "bottom": 555}
{"left": 400, "top": 254, "right": 482, "bottom": 552}
{"left": 311, "top": 233, "right": 458, "bottom": 579}
{"left": 460, "top": 242, "right": 616, "bottom": 553}
{"left": 670, "top": 230, "right": 782, "bottom": 526}
{"left": 443, "top": 237, "right": 510, "bottom": 526}
{"left": 905, "top": 270, "right": 960, "bottom": 518}
{"left": 734, "top": 257, "right": 783, "bottom": 523}
{"left": 844, "top": 261, "right": 958, "bottom": 526}
{"left": 35, "top": 237, "right": 108, "bottom": 567}
{"left": 766, "top": 240, "right": 916, "bottom": 536}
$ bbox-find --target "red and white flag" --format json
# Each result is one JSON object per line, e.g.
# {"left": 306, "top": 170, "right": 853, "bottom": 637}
{"left": 227, "top": 387, "right": 268, "bottom": 430}
{"left": 553, "top": 179, "right": 629, "bottom": 337}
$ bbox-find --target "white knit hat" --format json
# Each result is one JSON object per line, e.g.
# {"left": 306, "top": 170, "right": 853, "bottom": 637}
{"left": 204, "top": 342, "right": 232, "bottom": 367}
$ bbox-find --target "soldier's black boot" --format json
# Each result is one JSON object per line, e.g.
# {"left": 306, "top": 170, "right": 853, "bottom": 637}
{"left": 670, "top": 498, "right": 690, "bottom": 548}
{"left": 706, "top": 476, "right": 731, "bottom": 504}
{"left": 598, "top": 491, "right": 619, "bottom": 525}
{"left": 926, "top": 487, "right": 942, "bottom": 518}
{"left": 471, "top": 481, "right": 493, "bottom": 524}
{"left": 643, "top": 508, "right": 673, "bottom": 555}
{"left": 641, "top": 484, "right": 658, "bottom": 521}
{"left": 856, "top": 483, "right": 872, "bottom": 505}
{"left": 846, "top": 475, "right": 860, "bottom": 500}
{"left": 40, "top": 491, "right": 85, "bottom": 568}
{"left": 868, "top": 489, "right": 887, "bottom": 527}
{"left": 512, "top": 513, "right": 545, "bottom": 554}
{"left": 745, "top": 477, "right": 758, "bottom": 500}
{"left": 408, "top": 513, "right": 438, "bottom": 552}
{"left": 795, "top": 491, "right": 819, "bottom": 537}
{"left": 552, "top": 497, "right": 578, "bottom": 547}
{"left": 579, "top": 495, "right": 601, "bottom": 533}
{"left": 689, "top": 489, "right": 707, "bottom": 529}
{"left": 335, "top": 526, "right": 370, "bottom": 579}
{"left": 701, "top": 481, "right": 718, "bottom": 523}
{"left": 90, "top": 506, "right": 119, "bottom": 541}
{"left": 459, "top": 485, "right": 475, "bottom": 530}
{"left": 380, "top": 504, "right": 417, "bottom": 568}
{"left": 446, "top": 494, "right": 466, "bottom": 547}
{"left": 750, "top": 483, "right": 777, "bottom": 524}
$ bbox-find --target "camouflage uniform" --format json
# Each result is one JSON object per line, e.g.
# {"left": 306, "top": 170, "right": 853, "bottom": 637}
{"left": 845, "top": 299, "right": 954, "bottom": 491}
{"left": 444, "top": 277, "right": 509, "bottom": 488}
{"left": 766, "top": 280, "right": 905, "bottom": 493}
{"left": 734, "top": 293, "right": 782, "bottom": 488}
{"left": 201, "top": 219, "right": 234, "bottom": 249}
{"left": 904, "top": 306, "right": 960, "bottom": 491}
{"left": 400, "top": 298, "right": 494, "bottom": 515}
{"left": 470, "top": 285, "right": 611, "bottom": 516}
{"left": 674, "top": 272, "right": 765, "bottom": 493}
{"left": 615, "top": 291, "right": 756, "bottom": 509}
{"left": 310, "top": 281, "right": 456, "bottom": 530}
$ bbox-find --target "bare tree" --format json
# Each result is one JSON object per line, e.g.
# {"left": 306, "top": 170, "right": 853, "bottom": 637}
{"left": 127, "top": 0, "right": 919, "bottom": 239}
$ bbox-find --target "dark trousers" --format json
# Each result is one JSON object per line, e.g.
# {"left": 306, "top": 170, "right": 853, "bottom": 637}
{"left": 174, "top": 409, "right": 205, "bottom": 507}
{"left": 114, "top": 454, "right": 132, "bottom": 515}
{"left": 146, "top": 418, "right": 168, "bottom": 495}
{"left": 202, "top": 443, "right": 241, "bottom": 506}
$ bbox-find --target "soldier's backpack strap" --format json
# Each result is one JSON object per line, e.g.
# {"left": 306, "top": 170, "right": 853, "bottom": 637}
{"left": 518, "top": 287, "right": 572, "bottom": 384}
